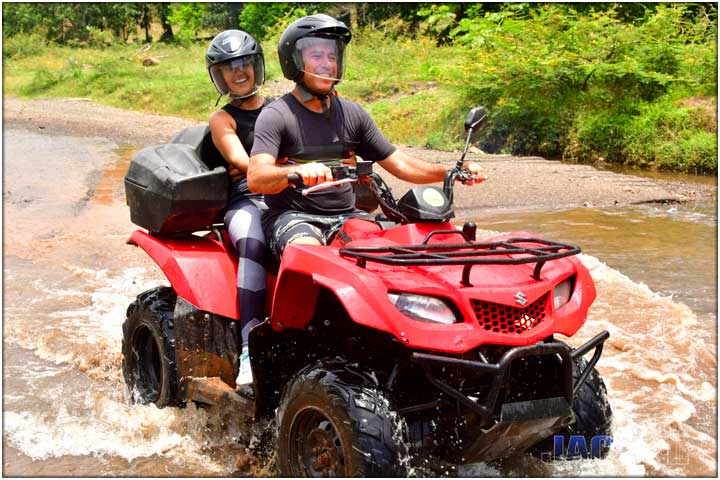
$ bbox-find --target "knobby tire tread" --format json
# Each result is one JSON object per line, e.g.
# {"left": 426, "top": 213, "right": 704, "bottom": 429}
{"left": 277, "top": 359, "right": 408, "bottom": 477}
{"left": 121, "top": 286, "right": 180, "bottom": 408}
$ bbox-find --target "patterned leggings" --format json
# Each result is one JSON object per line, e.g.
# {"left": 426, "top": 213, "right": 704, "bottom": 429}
{"left": 224, "top": 191, "right": 267, "bottom": 349}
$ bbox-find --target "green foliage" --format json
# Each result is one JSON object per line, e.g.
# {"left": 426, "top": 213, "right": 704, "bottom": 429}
{"left": 85, "top": 26, "right": 115, "bottom": 47}
{"left": 238, "top": 3, "right": 297, "bottom": 40}
{"left": 2, "top": 3, "right": 149, "bottom": 44}
{"left": 168, "top": 3, "right": 206, "bottom": 44}
{"left": 2, "top": 32, "right": 47, "bottom": 59}
{"left": 566, "top": 96, "right": 717, "bottom": 174}
{"left": 621, "top": 98, "right": 717, "bottom": 174}
{"left": 564, "top": 110, "right": 636, "bottom": 164}
{"left": 416, "top": 4, "right": 458, "bottom": 41}
{"left": 436, "top": 3, "right": 717, "bottom": 167}
{"left": 202, "top": 3, "right": 243, "bottom": 31}
{"left": 2, "top": 3, "right": 716, "bottom": 174}
{"left": 2, "top": 3, "right": 44, "bottom": 37}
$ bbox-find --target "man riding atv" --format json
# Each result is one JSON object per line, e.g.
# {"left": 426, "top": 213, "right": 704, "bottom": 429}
{"left": 247, "top": 14, "right": 486, "bottom": 260}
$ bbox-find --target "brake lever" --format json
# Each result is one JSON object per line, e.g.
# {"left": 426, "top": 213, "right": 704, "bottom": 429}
{"left": 300, "top": 177, "right": 356, "bottom": 196}
{"left": 456, "top": 169, "right": 477, "bottom": 185}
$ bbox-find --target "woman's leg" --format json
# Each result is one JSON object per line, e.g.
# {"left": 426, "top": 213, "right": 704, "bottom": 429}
{"left": 224, "top": 197, "right": 266, "bottom": 385}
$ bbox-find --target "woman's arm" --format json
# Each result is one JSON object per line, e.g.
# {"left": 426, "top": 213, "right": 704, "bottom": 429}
{"left": 209, "top": 109, "right": 248, "bottom": 181}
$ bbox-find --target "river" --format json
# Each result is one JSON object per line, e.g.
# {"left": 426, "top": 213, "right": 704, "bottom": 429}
{"left": 2, "top": 127, "right": 717, "bottom": 476}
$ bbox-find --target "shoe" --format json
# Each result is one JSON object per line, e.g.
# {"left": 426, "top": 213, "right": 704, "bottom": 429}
{"left": 236, "top": 350, "right": 253, "bottom": 386}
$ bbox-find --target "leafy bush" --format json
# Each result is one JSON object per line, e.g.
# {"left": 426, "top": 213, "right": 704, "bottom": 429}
{"left": 2, "top": 3, "right": 44, "bottom": 37}
{"left": 2, "top": 33, "right": 47, "bottom": 59}
{"left": 566, "top": 96, "right": 717, "bottom": 174}
{"left": 622, "top": 98, "right": 717, "bottom": 174}
{"left": 434, "top": 3, "right": 717, "bottom": 165}
{"left": 168, "top": 3, "right": 206, "bottom": 45}
{"left": 564, "top": 110, "right": 636, "bottom": 164}
{"left": 85, "top": 26, "right": 114, "bottom": 47}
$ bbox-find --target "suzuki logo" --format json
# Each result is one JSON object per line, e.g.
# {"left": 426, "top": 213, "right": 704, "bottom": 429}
{"left": 514, "top": 292, "right": 528, "bottom": 306}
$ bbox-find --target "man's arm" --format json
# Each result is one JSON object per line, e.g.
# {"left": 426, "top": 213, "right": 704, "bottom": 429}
{"left": 377, "top": 149, "right": 486, "bottom": 184}
{"left": 247, "top": 154, "right": 335, "bottom": 193}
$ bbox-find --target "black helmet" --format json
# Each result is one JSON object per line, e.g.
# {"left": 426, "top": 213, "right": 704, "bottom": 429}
{"left": 278, "top": 14, "right": 351, "bottom": 84}
{"left": 206, "top": 29, "right": 265, "bottom": 99}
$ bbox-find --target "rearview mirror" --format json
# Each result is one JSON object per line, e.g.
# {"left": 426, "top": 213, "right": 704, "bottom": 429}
{"left": 464, "top": 107, "right": 487, "bottom": 131}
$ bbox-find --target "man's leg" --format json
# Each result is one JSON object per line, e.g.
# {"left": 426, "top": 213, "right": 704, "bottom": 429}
{"left": 290, "top": 237, "right": 322, "bottom": 246}
{"left": 263, "top": 210, "right": 326, "bottom": 260}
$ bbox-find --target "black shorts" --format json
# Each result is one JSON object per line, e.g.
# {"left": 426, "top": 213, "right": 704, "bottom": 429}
{"left": 262, "top": 209, "right": 365, "bottom": 260}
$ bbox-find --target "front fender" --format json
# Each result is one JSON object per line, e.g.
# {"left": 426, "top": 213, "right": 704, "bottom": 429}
{"left": 270, "top": 244, "right": 391, "bottom": 333}
{"left": 128, "top": 230, "right": 238, "bottom": 319}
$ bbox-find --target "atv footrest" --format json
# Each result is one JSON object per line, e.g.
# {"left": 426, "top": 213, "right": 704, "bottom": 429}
{"left": 183, "top": 376, "right": 254, "bottom": 419}
{"left": 461, "top": 408, "right": 574, "bottom": 463}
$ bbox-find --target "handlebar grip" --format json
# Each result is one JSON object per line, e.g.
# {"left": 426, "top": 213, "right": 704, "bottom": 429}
{"left": 287, "top": 173, "right": 302, "bottom": 186}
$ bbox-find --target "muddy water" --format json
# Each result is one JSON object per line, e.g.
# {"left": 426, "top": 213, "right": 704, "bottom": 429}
{"left": 3, "top": 127, "right": 717, "bottom": 477}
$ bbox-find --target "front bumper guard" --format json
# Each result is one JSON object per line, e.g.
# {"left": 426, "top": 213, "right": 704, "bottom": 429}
{"left": 410, "top": 331, "right": 610, "bottom": 423}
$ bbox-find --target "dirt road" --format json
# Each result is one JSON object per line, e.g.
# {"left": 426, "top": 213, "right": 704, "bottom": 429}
{"left": 4, "top": 96, "right": 714, "bottom": 216}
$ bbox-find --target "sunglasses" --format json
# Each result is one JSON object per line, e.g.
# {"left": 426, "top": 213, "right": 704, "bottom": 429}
{"left": 219, "top": 58, "right": 253, "bottom": 73}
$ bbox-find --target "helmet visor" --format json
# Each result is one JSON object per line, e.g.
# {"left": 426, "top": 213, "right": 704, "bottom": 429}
{"left": 293, "top": 36, "right": 346, "bottom": 83}
{"left": 209, "top": 54, "right": 265, "bottom": 97}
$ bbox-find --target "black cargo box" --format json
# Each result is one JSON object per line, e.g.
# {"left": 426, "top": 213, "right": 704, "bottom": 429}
{"left": 124, "top": 127, "right": 230, "bottom": 234}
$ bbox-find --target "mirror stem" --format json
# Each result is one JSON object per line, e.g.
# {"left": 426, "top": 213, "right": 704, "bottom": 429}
{"left": 456, "top": 127, "right": 474, "bottom": 170}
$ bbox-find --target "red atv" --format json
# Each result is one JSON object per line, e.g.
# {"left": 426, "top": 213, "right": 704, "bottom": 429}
{"left": 121, "top": 108, "right": 612, "bottom": 476}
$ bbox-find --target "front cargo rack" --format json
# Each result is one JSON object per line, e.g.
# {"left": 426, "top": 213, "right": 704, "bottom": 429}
{"left": 339, "top": 231, "right": 581, "bottom": 285}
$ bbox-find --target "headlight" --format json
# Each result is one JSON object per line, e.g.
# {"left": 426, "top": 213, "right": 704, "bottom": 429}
{"left": 553, "top": 276, "right": 576, "bottom": 310}
{"left": 388, "top": 292, "right": 460, "bottom": 324}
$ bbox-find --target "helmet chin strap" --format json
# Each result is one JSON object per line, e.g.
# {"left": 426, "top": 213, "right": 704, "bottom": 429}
{"left": 215, "top": 88, "right": 260, "bottom": 107}
{"left": 229, "top": 87, "right": 260, "bottom": 103}
{"left": 297, "top": 81, "right": 334, "bottom": 117}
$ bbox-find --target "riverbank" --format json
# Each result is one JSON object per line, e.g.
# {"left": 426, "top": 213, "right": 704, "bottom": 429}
{"left": 3, "top": 96, "right": 715, "bottom": 216}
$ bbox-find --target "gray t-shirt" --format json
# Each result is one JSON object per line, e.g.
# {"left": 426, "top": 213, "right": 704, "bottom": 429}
{"left": 251, "top": 93, "right": 396, "bottom": 214}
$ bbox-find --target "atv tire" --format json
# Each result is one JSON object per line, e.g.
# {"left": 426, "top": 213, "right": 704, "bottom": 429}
{"left": 531, "top": 357, "right": 612, "bottom": 459}
{"left": 122, "top": 286, "right": 179, "bottom": 408}
{"left": 276, "top": 359, "right": 408, "bottom": 477}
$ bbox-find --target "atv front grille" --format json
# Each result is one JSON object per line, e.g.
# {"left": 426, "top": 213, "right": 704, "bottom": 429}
{"left": 471, "top": 293, "right": 549, "bottom": 334}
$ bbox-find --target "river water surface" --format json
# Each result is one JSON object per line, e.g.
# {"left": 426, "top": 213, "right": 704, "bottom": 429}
{"left": 3, "top": 127, "right": 717, "bottom": 476}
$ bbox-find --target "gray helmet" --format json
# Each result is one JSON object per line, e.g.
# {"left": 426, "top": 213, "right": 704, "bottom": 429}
{"left": 206, "top": 29, "right": 265, "bottom": 98}
{"left": 278, "top": 14, "right": 351, "bottom": 84}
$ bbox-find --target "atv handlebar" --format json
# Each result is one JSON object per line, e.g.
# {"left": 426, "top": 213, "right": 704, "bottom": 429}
{"left": 289, "top": 164, "right": 476, "bottom": 197}
{"left": 287, "top": 172, "right": 302, "bottom": 186}
{"left": 287, "top": 161, "right": 478, "bottom": 224}
{"left": 287, "top": 165, "right": 358, "bottom": 194}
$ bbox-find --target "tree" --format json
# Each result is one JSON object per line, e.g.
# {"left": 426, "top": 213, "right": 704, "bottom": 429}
{"left": 157, "top": 3, "right": 174, "bottom": 42}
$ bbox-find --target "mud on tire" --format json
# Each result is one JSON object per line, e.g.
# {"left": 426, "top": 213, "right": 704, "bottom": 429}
{"left": 276, "top": 359, "right": 408, "bottom": 477}
{"left": 121, "top": 286, "right": 179, "bottom": 408}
